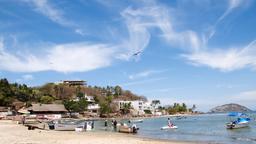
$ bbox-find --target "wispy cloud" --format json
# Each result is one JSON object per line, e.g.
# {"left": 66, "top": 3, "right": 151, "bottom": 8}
{"left": 128, "top": 69, "right": 167, "bottom": 80}
{"left": 22, "top": 74, "right": 34, "bottom": 80}
{"left": 205, "top": 0, "right": 245, "bottom": 42}
{"left": 15, "top": 74, "right": 34, "bottom": 83}
{"left": 23, "top": 0, "right": 84, "bottom": 35}
{"left": 183, "top": 39, "right": 256, "bottom": 71}
{"left": 120, "top": 77, "right": 167, "bottom": 87}
{"left": 0, "top": 39, "right": 115, "bottom": 73}
{"left": 118, "top": 1, "right": 202, "bottom": 60}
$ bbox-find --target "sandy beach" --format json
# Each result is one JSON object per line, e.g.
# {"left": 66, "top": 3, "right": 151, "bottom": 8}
{"left": 0, "top": 120, "right": 194, "bottom": 144}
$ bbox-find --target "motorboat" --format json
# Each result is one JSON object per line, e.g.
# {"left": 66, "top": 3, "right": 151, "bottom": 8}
{"left": 226, "top": 112, "right": 250, "bottom": 129}
{"left": 118, "top": 123, "right": 139, "bottom": 133}
{"left": 128, "top": 119, "right": 143, "bottom": 123}
{"left": 161, "top": 125, "right": 178, "bottom": 130}
{"left": 48, "top": 119, "right": 93, "bottom": 131}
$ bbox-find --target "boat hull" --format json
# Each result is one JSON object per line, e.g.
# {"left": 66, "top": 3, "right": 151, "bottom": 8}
{"left": 118, "top": 126, "right": 138, "bottom": 133}
{"left": 226, "top": 122, "right": 249, "bottom": 129}
{"left": 161, "top": 125, "right": 178, "bottom": 130}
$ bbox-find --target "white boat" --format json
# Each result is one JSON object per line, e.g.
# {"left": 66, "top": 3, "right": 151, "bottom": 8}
{"left": 48, "top": 119, "right": 93, "bottom": 131}
{"left": 129, "top": 119, "right": 143, "bottom": 123}
{"left": 226, "top": 121, "right": 249, "bottom": 129}
{"left": 226, "top": 112, "right": 250, "bottom": 129}
{"left": 161, "top": 125, "right": 178, "bottom": 130}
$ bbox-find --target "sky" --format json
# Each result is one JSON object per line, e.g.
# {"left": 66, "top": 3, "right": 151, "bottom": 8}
{"left": 0, "top": 0, "right": 256, "bottom": 111}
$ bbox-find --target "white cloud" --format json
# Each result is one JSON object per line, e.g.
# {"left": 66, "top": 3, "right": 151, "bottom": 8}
{"left": 22, "top": 74, "right": 34, "bottom": 80}
{"left": 128, "top": 69, "right": 167, "bottom": 80}
{"left": 118, "top": 3, "right": 202, "bottom": 60}
{"left": 234, "top": 90, "right": 256, "bottom": 101}
{"left": 0, "top": 37, "right": 4, "bottom": 50}
{"left": 0, "top": 41, "right": 115, "bottom": 73}
{"left": 183, "top": 40, "right": 256, "bottom": 71}
{"left": 75, "top": 29, "right": 86, "bottom": 36}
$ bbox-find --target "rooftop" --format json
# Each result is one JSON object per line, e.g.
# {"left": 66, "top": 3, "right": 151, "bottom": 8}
{"left": 28, "top": 104, "right": 67, "bottom": 112}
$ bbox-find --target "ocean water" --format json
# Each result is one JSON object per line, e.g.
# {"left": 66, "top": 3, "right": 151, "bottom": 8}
{"left": 95, "top": 113, "right": 256, "bottom": 144}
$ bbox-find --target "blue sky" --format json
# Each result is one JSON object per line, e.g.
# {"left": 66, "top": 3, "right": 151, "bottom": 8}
{"left": 0, "top": 0, "right": 256, "bottom": 111}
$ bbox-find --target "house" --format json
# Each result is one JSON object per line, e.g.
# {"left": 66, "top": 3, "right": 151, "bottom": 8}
{"left": 74, "top": 94, "right": 100, "bottom": 114}
{"left": 27, "top": 104, "right": 68, "bottom": 119}
{"left": 28, "top": 104, "right": 67, "bottom": 115}
{"left": 62, "top": 80, "right": 86, "bottom": 86}
{"left": 115, "top": 100, "right": 154, "bottom": 115}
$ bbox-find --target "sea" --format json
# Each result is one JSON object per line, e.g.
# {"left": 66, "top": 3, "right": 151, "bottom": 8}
{"left": 94, "top": 113, "right": 256, "bottom": 144}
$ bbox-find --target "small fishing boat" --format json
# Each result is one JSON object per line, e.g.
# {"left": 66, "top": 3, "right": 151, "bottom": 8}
{"left": 48, "top": 119, "right": 93, "bottom": 131}
{"left": 118, "top": 123, "right": 139, "bottom": 133}
{"left": 128, "top": 119, "right": 143, "bottom": 123}
{"left": 161, "top": 125, "right": 178, "bottom": 130}
{"left": 226, "top": 112, "right": 250, "bottom": 129}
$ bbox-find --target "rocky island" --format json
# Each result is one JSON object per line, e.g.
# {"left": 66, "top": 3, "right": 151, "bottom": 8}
{"left": 209, "top": 103, "right": 252, "bottom": 113}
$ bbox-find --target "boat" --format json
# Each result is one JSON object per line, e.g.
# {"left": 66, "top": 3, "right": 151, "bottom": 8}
{"left": 48, "top": 119, "right": 93, "bottom": 131}
{"left": 161, "top": 125, "right": 178, "bottom": 130}
{"left": 118, "top": 123, "right": 139, "bottom": 133}
{"left": 226, "top": 112, "right": 250, "bottom": 129}
{"left": 128, "top": 119, "right": 143, "bottom": 123}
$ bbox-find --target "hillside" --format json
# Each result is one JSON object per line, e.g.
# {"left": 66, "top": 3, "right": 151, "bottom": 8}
{"left": 0, "top": 78, "right": 146, "bottom": 108}
{"left": 209, "top": 103, "right": 252, "bottom": 113}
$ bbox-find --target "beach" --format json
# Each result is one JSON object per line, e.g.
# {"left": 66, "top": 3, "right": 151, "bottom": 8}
{"left": 0, "top": 120, "right": 192, "bottom": 144}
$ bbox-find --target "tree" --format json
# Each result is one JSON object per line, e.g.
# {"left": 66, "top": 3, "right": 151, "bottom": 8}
{"left": 76, "top": 92, "right": 84, "bottom": 100}
{"left": 99, "top": 102, "right": 111, "bottom": 116}
{"left": 40, "top": 96, "right": 55, "bottom": 104}
{"left": 114, "top": 85, "right": 122, "bottom": 97}
{"left": 152, "top": 100, "right": 160, "bottom": 106}
{"left": 192, "top": 104, "right": 196, "bottom": 111}
{"left": 152, "top": 100, "right": 160, "bottom": 114}
{"left": 63, "top": 100, "right": 80, "bottom": 116}
{"left": 122, "top": 102, "right": 132, "bottom": 114}
{"left": 0, "top": 78, "right": 14, "bottom": 106}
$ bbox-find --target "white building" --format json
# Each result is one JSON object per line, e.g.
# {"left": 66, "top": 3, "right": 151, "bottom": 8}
{"left": 74, "top": 94, "right": 100, "bottom": 113}
{"left": 115, "top": 100, "right": 154, "bottom": 115}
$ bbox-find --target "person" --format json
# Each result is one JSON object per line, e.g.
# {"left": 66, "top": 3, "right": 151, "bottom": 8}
{"left": 132, "top": 124, "right": 137, "bottom": 133}
{"left": 91, "top": 121, "right": 94, "bottom": 129}
{"left": 167, "top": 118, "right": 173, "bottom": 127}
{"left": 104, "top": 120, "right": 108, "bottom": 127}
{"left": 113, "top": 120, "right": 117, "bottom": 131}
{"left": 22, "top": 115, "right": 26, "bottom": 125}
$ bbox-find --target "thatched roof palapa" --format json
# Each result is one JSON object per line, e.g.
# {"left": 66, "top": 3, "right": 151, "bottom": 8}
{"left": 28, "top": 104, "right": 67, "bottom": 112}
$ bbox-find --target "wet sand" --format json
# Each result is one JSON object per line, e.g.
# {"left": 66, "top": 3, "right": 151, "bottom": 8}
{"left": 0, "top": 120, "right": 195, "bottom": 144}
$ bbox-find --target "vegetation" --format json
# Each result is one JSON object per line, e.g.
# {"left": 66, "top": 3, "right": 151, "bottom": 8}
{"left": 167, "top": 103, "right": 188, "bottom": 114}
{"left": 0, "top": 78, "right": 145, "bottom": 116}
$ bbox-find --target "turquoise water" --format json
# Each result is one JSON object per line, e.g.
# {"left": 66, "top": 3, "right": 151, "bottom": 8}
{"left": 95, "top": 113, "right": 256, "bottom": 144}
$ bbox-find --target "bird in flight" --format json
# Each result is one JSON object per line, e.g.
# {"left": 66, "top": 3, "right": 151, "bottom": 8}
{"left": 133, "top": 51, "right": 141, "bottom": 56}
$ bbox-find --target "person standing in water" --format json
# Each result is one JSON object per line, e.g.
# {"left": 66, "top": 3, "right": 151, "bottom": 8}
{"left": 104, "top": 120, "right": 108, "bottom": 131}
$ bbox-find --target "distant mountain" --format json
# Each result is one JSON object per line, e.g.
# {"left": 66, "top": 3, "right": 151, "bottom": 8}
{"left": 209, "top": 103, "right": 252, "bottom": 113}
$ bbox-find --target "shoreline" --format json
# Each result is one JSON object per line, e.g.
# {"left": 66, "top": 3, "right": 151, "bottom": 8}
{"left": 85, "top": 113, "right": 202, "bottom": 121}
{"left": 0, "top": 120, "right": 196, "bottom": 144}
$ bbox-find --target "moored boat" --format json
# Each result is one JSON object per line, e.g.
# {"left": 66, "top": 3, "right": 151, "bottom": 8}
{"left": 118, "top": 123, "right": 139, "bottom": 133}
{"left": 226, "top": 112, "right": 250, "bottom": 129}
{"left": 48, "top": 119, "right": 93, "bottom": 131}
{"left": 128, "top": 119, "right": 143, "bottom": 123}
